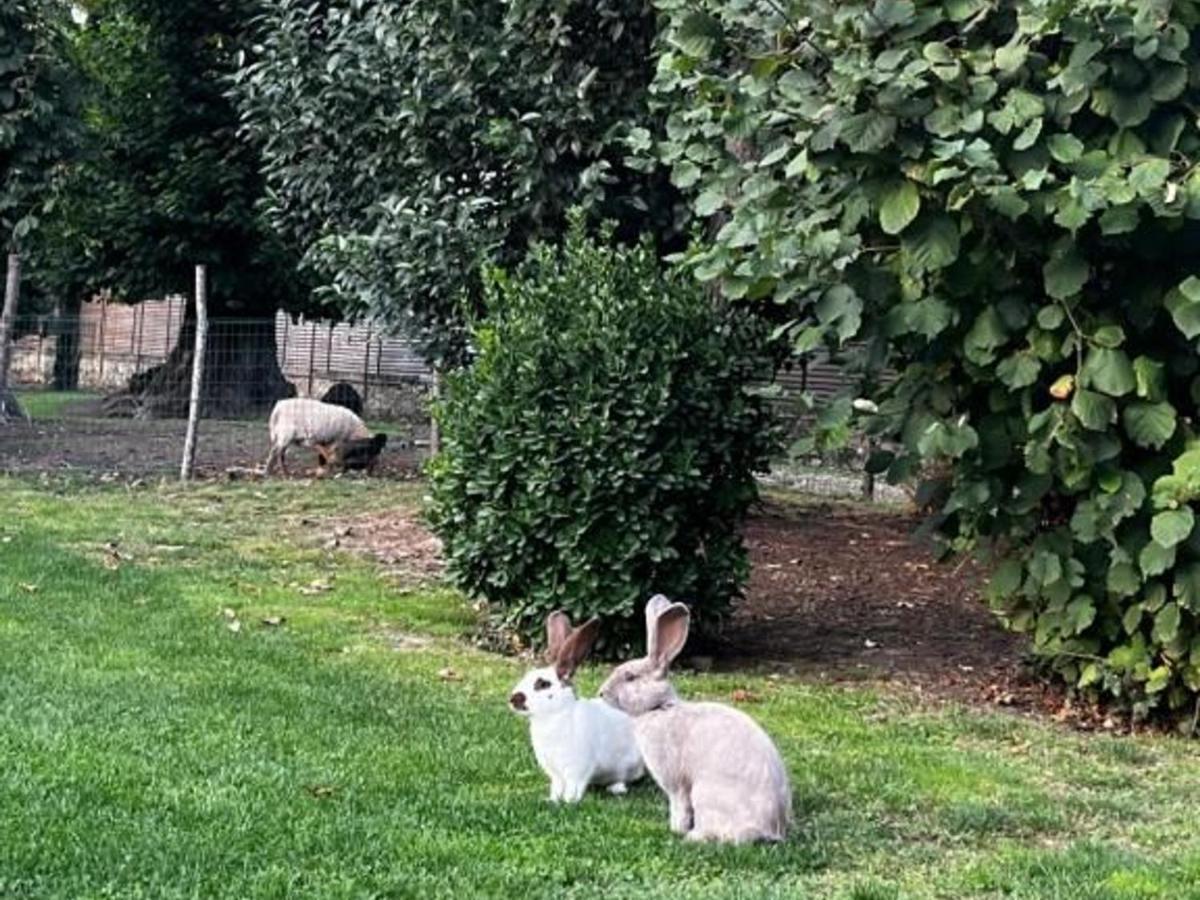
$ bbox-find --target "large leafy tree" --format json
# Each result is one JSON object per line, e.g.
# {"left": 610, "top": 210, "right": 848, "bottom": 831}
{"left": 1, "top": 0, "right": 75, "bottom": 254}
{"left": 234, "top": 0, "right": 679, "bottom": 362}
{"left": 41, "top": 0, "right": 314, "bottom": 414}
{"left": 652, "top": 0, "right": 1200, "bottom": 720}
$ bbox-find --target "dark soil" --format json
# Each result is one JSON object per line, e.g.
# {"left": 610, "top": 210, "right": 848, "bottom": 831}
{"left": 722, "top": 502, "right": 1020, "bottom": 682}
{"left": 320, "top": 498, "right": 1074, "bottom": 719}
{"left": 0, "top": 400, "right": 426, "bottom": 479}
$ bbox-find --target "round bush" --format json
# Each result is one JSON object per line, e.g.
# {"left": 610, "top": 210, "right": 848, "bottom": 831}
{"left": 427, "top": 217, "right": 778, "bottom": 651}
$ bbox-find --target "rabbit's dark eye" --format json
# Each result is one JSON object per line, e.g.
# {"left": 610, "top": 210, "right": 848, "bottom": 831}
{"left": 624, "top": 672, "right": 636, "bottom": 682}
{"left": 533, "top": 678, "right": 551, "bottom": 691}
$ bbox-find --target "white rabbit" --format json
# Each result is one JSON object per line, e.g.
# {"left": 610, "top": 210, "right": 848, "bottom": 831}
{"left": 599, "top": 595, "right": 792, "bottom": 844}
{"left": 508, "top": 611, "right": 645, "bottom": 803}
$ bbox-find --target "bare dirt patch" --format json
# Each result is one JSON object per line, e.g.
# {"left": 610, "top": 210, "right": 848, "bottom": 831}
{"left": 0, "top": 403, "right": 425, "bottom": 479}
{"left": 312, "top": 497, "right": 1059, "bottom": 715}
{"left": 322, "top": 511, "right": 445, "bottom": 582}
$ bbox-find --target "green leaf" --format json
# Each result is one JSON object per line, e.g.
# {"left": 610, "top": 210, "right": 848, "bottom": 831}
{"left": 1099, "top": 205, "right": 1140, "bottom": 235}
{"left": 1130, "top": 158, "right": 1170, "bottom": 196}
{"left": 1043, "top": 252, "right": 1089, "bottom": 299}
{"left": 1091, "top": 325, "right": 1125, "bottom": 348}
{"left": 994, "top": 41, "right": 1028, "bottom": 74}
{"left": 1013, "top": 117, "right": 1042, "bottom": 151}
{"left": 840, "top": 112, "right": 898, "bottom": 152}
{"left": 1151, "top": 65, "right": 1188, "bottom": 102}
{"left": 1153, "top": 602, "right": 1181, "bottom": 645}
{"left": 674, "top": 12, "right": 723, "bottom": 58}
{"left": 1122, "top": 602, "right": 1143, "bottom": 633}
{"left": 1175, "top": 563, "right": 1200, "bottom": 612}
{"left": 1152, "top": 508, "right": 1195, "bottom": 548}
{"left": 901, "top": 215, "right": 960, "bottom": 270}
{"left": 1047, "top": 133, "right": 1084, "bottom": 164}
{"left": 1071, "top": 389, "right": 1115, "bottom": 431}
{"left": 1082, "top": 347, "right": 1135, "bottom": 397}
{"left": 1123, "top": 402, "right": 1177, "bottom": 450}
{"left": 872, "top": 0, "right": 916, "bottom": 29}
{"left": 1036, "top": 306, "right": 1064, "bottom": 329}
{"left": 1165, "top": 281, "right": 1200, "bottom": 339}
{"left": 903, "top": 298, "right": 954, "bottom": 338}
{"left": 1109, "top": 562, "right": 1141, "bottom": 598}
{"left": 988, "top": 187, "right": 1029, "bottom": 219}
{"left": 694, "top": 189, "right": 724, "bottom": 217}
{"left": 671, "top": 161, "right": 701, "bottom": 189}
{"left": 1134, "top": 357, "right": 1166, "bottom": 402}
{"left": 988, "top": 558, "right": 1024, "bottom": 600}
{"left": 1065, "top": 596, "right": 1097, "bottom": 635}
{"left": 879, "top": 180, "right": 921, "bottom": 235}
{"left": 1140, "top": 539, "right": 1176, "bottom": 577}
{"left": 964, "top": 307, "right": 1007, "bottom": 364}
{"left": 997, "top": 353, "right": 1041, "bottom": 389}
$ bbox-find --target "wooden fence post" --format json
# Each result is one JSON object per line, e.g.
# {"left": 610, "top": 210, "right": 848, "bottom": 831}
{"left": 97, "top": 291, "right": 109, "bottom": 384}
{"left": 180, "top": 265, "right": 209, "bottom": 482}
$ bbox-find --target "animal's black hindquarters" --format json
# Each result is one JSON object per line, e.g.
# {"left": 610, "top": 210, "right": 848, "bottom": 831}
{"left": 336, "top": 432, "right": 388, "bottom": 471}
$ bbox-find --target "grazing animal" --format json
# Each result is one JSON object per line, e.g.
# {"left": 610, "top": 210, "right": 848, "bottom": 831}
{"left": 509, "top": 612, "right": 645, "bottom": 803}
{"left": 317, "top": 433, "right": 388, "bottom": 473}
{"left": 264, "top": 397, "right": 385, "bottom": 476}
{"left": 599, "top": 596, "right": 792, "bottom": 844}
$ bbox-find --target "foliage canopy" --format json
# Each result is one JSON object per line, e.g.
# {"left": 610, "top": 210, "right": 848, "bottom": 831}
{"left": 650, "top": 0, "right": 1200, "bottom": 717}
{"left": 235, "top": 0, "right": 677, "bottom": 361}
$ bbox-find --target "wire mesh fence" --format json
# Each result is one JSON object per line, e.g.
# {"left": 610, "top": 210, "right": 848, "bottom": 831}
{"left": 1, "top": 297, "right": 897, "bottom": 499}
{"left": 1, "top": 300, "right": 434, "bottom": 479}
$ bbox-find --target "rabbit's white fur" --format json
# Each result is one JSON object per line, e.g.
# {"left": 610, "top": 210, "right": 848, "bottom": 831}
{"left": 599, "top": 595, "right": 792, "bottom": 844}
{"left": 509, "top": 613, "right": 644, "bottom": 802}
{"left": 264, "top": 397, "right": 372, "bottom": 475}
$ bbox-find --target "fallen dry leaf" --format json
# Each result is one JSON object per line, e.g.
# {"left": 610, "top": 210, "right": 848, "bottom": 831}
{"left": 261, "top": 616, "right": 286, "bottom": 628}
{"left": 221, "top": 607, "right": 238, "bottom": 620}
{"left": 227, "top": 620, "right": 242, "bottom": 634}
{"left": 863, "top": 638, "right": 880, "bottom": 649}
{"left": 299, "top": 580, "right": 332, "bottom": 596}
{"left": 438, "top": 667, "right": 462, "bottom": 682}
{"left": 18, "top": 583, "right": 38, "bottom": 593}
{"left": 731, "top": 689, "right": 761, "bottom": 704}
{"left": 304, "top": 784, "right": 338, "bottom": 799}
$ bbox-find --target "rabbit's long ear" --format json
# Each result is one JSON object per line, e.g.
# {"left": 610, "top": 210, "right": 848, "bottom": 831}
{"left": 545, "top": 611, "right": 572, "bottom": 662}
{"left": 644, "top": 594, "right": 672, "bottom": 658}
{"left": 650, "top": 604, "right": 690, "bottom": 673}
{"left": 555, "top": 618, "right": 601, "bottom": 681}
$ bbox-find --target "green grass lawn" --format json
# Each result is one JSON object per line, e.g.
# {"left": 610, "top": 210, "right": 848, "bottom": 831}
{"left": 3, "top": 476, "right": 1200, "bottom": 898}
{"left": 12, "top": 389, "right": 99, "bottom": 419}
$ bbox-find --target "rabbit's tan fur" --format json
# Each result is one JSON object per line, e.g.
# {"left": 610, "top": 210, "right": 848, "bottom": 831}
{"left": 599, "top": 596, "right": 792, "bottom": 844}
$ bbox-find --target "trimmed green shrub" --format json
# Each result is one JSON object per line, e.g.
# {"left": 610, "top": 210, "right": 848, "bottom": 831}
{"left": 427, "top": 216, "right": 777, "bottom": 650}
{"left": 649, "top": 0, "right": 1200, "bottom": 719}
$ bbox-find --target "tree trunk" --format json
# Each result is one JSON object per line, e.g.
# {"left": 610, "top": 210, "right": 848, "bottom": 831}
{"left": 112, "top": 307, "right": 295, "bottom": 419}
{"left": 0, "top": 253, "right": 27, "bottom": 424}
{"left": 52, "top": 294, "right": 83, "bottom": 390}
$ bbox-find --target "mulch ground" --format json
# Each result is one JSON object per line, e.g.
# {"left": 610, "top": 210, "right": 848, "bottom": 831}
{"left": 325, "top": 498, "right": 1106, "bottom": 725}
